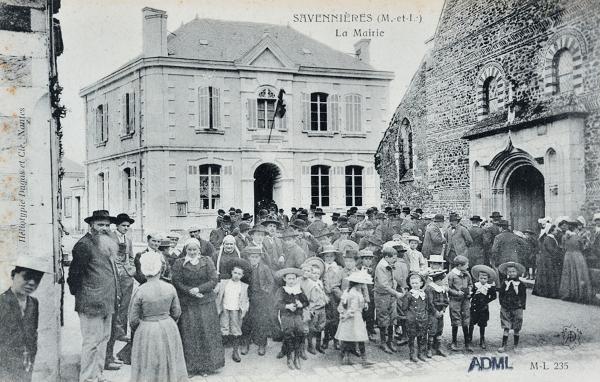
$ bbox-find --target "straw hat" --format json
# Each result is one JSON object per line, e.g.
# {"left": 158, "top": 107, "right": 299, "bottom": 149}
{"left": 471, "top": 264, "right": 498, "bottom": 284}
{"left": 427, "top": 254, "right": 446, "bottom": 264}
{"left": 497, "top": 261, "right": 526, "bottom": 276}
{"left": 319, "top": 244, "right": 340, "bottom": 256}
{"left": 302, "top": 256, "right": 325, "bottom": 276}
{"left": 359, "top": 249, "right": 375, "bottom": 258}
{"left": 407, "top": 235, "right": 421, "bottom": 243}
{"left": 275, "top": 267, "right": 304, "bottom": 278}
{"left": 13, "top": 255, "right": 54, "bottom": 274}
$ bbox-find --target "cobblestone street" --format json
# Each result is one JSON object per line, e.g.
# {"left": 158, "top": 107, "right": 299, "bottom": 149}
{"left": 60, "top": 285, "right": 600, "bottom": 382}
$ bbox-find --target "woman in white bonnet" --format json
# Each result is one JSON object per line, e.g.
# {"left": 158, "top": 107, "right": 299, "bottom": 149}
{"left": 129, "top": 251, "right": 187, "bottom": 382}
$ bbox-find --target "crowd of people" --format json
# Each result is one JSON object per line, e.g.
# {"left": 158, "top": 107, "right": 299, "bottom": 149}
{"left": 3, "top": 205, "right": 594, "bottom": 382}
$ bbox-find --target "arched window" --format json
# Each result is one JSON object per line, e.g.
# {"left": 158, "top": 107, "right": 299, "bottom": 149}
{"left": 398, "top": 118, "right": 413, "bottom": 179}
{"left": 345, "top": 166, "right": 363, "bottom": 207}
{"left": 546, "top": 148, "right": 559, "bottom": 197}
{"left": 257, "top": 88, "right": 276, "bottom": 129}
{"left": 310, "top": 165, "right": 330, "bottom": 207}
{"left": 199, "top": 164, "right": 221, "bottom": 209}
{"left": 554, "top": 49, "right": 574, "bottom": 94}
{"left": 484, "top": 77, "right": 499, "bottom": 114}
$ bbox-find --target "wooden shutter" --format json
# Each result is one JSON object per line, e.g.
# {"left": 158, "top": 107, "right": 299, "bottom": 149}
{"left": 211, "top": 87, "right": 221, "bottom": 129}
{"left": 328, "top": 94, "right": 340, "bottom": 132}
{"left": 130, "top": 91, "right": 136, "bottom": 133}
{"left": 105, "top": 171, "right": 110, "bottom": 210}
{"left": 103, "top": 103, "right": 109, "bottom": 141}
{"left": 187, "top": 165, "right": 200, "bottom": 211}
{"left": 121, "top": 93, "right": 127, "bottom": 136}
{"left": 198, "top": 87, "right": 209, "bottom": 129}
{"left": 302, "top": 92, "right": 310, "bottom": 131}
{"left": 95, "top": 106, "right": 101, "bottom": 143}
{"left": 246, "top": 98, "right": 257, "bottom": 130}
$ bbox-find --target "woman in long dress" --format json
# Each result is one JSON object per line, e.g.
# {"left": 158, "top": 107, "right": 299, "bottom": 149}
{"left": 533, "top": 225, "right": 563, "bottom": 299}
{"left": 172, "top": 238, "right": 225, "bottom": 376}
{"left": 559, "top": 222, "right": 593, "bottom": 303}
{"left": 130, "top": 251, "right": 187, "bottom": 382}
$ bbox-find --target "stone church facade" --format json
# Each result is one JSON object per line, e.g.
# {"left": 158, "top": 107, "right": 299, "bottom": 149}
{"left": 376, "top": 0, "right": 600, "bottom": 231}
{"left": 81, "top": 8, "right": 392, "bottom": 238}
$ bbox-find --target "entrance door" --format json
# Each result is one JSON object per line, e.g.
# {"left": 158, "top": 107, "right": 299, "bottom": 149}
{"left": 507, "top": 165, "right": 545, "bottom": 232}
{"left": 253, "top": 163, "right": 280, "bottom": 217}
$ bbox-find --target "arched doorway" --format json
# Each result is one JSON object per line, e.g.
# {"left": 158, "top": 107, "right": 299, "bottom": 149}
{"left": 254, "top": 163, "right": 281, "bottom": 217}
{"left": 506, "top": 165, "right": 545, "bottom": 232}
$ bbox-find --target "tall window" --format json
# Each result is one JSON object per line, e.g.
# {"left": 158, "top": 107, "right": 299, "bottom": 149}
{"left": 122, "top": 167, "right": 136, "bottom": 212}
{"left": 554, "top": 49, "right": 574, "bottom": 94}
{"left": 310, "top": 92, "right": 328, "bottom": 131}
{"left": 97, "top": 172, "right": 105, "bottom": 209}
{"left": 122, "top": 92, "right": 135, "bottom": 135}
{"left": 483, "top": 77, "right": 499, "bottom": 114}
{"left": 199, "top": 164, "right": 221, "bottom": 209}
{"left": 199, "top": 86, "right": 221, "bottom": 129}
{"left": 311, "top": 165, "right": 330, "bottom": 207}
{"left": 257, "top": 88, "right": 276, "bottom": 129}
{"left": 63, "top": 196, "right": 72, "bottom": 218}
{"left": 345, "top": 94, "right": 362, "bottom": 132}
{"left": 95, "top": 105, "right": 107, "bottom": 143}
{"left": 345, "top": 166, "right": 363, "bottom": 207}
{"left": 398, "top": 118, "right": 413, "bottom": 179}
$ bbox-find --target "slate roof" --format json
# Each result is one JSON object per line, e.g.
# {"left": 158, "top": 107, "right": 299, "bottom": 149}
{"left": 167, "top": 18, "right": 374, "bottom": 71}
{"left": 62, "top": 158, "right": 84, "bottom": 174}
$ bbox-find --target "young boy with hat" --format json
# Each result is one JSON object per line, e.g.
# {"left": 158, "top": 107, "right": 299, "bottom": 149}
{"left": 401, "top": 272, "right": 436, "bottom": 362}
{"left": 319, "top": 245, "right": 344, "bottom": 350}
{"left": 0, "top": 256, "right": 52, "bottom": 382}
{"left": 214, "top": 259, "right": 250, "bottom": 363}
{"left": 335, "top": 271, "right": 375, "bottom": 366}
{"left": 302, "top": 257, "right": 328, "bottom": 354}
{"left": 424, "top": 268, "right": 448, "bottom": 357}
{"left": 468, "top": 265, "right": 497, "bottom": 349}
{"left": 497, "top": 261, "right": 527, "bottom": 352}
{"left": 275, "top": 268, "right": 310, "bottom": 370}
{"left": 447, "top": 255, "right": 473, "bottom": 352}
{"left": 374, "top": 247, "right": 405, "bottom": 353}
{"left": 406, "top": 236, "right": 427, "bottom": 273}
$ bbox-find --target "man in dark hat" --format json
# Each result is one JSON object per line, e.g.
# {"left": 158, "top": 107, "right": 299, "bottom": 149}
{"left": 467, "top": 216, "right": 486, "bottom": 267}
{"left": 490, "top": 220, "right": 525, "bottom": 269}
{"left": 262, "top": 217, "right": 284, "bottom": 271}
{"left": 400, "top": 211, "right": 420, "bottom": 237}
{"left": 280, "top": 228, "right": 306, "bottom": 269}
{"left": 67, "top": 210, "right": 120, "bottom": 381}
{"left": 188, "top": 226, "right": 217, "bottom": 260}
{"left": 235, "top": 222, "right": 252, "bottom": 252}
{"left": 352, "top": 211, "right": 374, "bottom": 244}
{"left": 374, "top": 212, "right": 400, "bottom": 243}
{"left": 291, "top": 219, "right": 320, "bottom": 258}
{"left": 307, "top": 208, "right": 328, "bottom": 237}
{"left": 443, "top": 215, "right": 473, "bottom": 267}
{"left": 210, "top": 215, "right": 233, "bottom": 249}
{"left": 483, "top": 212, "right": 503, "bottom": 265}
{"left": 401, "top": 206, "right": 411, "bottom": 219}
{"left": 105, "top": 213, "right": 136, "bottom": 368}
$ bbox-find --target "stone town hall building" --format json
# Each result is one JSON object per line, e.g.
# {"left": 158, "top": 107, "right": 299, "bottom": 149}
{"left": 81, "top": 8, "right": 392, "bottom": 237}
{"left": 376, "top": 0, "right": 600, "bottom": 232}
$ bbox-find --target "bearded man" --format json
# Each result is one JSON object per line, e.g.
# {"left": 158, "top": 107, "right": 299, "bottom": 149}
{"left": 67, "top": 210, "right": 120, "bottom": 382}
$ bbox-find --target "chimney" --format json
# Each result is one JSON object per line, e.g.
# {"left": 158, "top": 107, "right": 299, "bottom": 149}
{"left": 142, "top": 7, "right": 168, "bottom": 57}
{"left": 354, "top": 39, "right": 370, "bottom": 63}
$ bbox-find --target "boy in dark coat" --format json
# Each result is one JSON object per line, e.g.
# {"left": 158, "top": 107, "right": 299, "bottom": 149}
{"left": 468, "top": 265, "right": 497, "bottom": 349}
{"left": 424, "top": 269, "right": 448, "bottom": 357}
{"left": 497, "top": 261, "right": 527, "bottom": 352}
{"left": 401, "top": 273, "right": 436, "bottom": 362}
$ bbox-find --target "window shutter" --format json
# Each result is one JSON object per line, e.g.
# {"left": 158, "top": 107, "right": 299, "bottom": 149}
{"left": 103, "top": 103, "right": 109, "bottom": 141}
{"left": 302, "top": 92, "right": 310, "bottom": 131}
{"left": 121, "top": 94, "right": 127, "bottom": 136}
{"left": 198, "top": 87, "right": 209, "bottom": 129}
{"left": 187, "top": 165, "right": 200, "bottom": 211}
{"left": 212, "top": 87, "right": 221, "bottom": 129}
{"left": 105, "top": 171, "right": 110, "bottom": 210}
{"left": 95, "top": 106, "right": 100, "bottom": 143}
{"left": 328, "top": 94, "right": 340, "bottom": 132}
{"left": 130, "top": 91, "right": 136, "bottom": 134}
{"left": 247, "top": 98, "right": 257, "bottom": 130}
{"left": 356, "top": 95, "right": 362, "bottom": 132}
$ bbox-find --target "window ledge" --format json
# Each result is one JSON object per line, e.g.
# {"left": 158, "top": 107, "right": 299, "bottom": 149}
{"left": 399, "top": 174, "right": 414, "bottom": 183}
{"left": 195, "top": 128, "right": 225, "bottom": 135}
{"left": 341, "top": 132, "right": 367, "bottom": 138}
{"left": 120, "top": 133, "right": 134, "bottom": 141}
{"left": 95, "top": 141, "right": 107, "bottom": 147}
{"left": 304, "top": 131, "right": 335, "bottom": 137}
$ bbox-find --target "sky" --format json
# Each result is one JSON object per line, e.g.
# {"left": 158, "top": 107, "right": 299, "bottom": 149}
{"left": 57, "top": 0, "right": 445, "bottom": 164}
